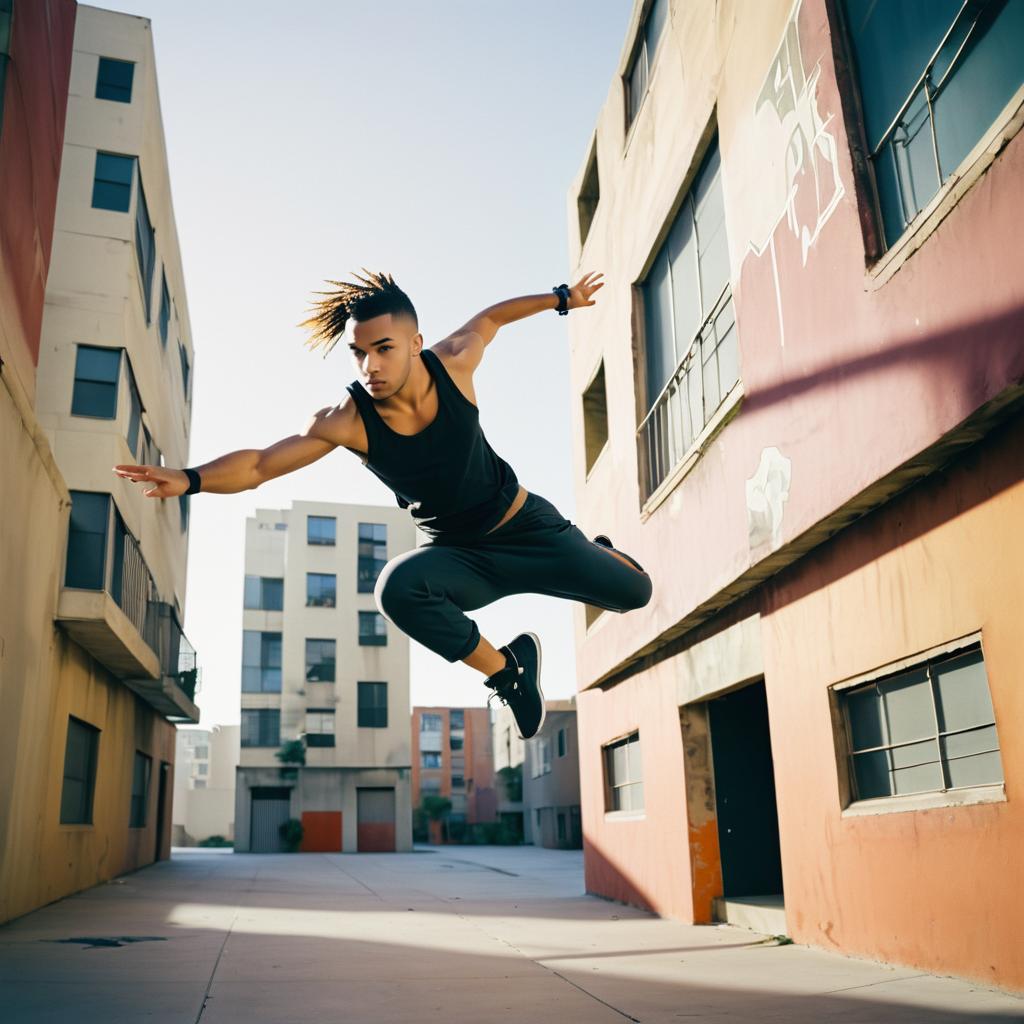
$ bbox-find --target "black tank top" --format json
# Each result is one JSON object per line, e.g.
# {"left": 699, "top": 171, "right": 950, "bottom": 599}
{"left": 344, "top": 347, "right": 520, "bottom": 538}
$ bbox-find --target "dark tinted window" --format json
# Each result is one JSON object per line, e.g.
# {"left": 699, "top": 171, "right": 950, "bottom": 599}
{"left": 92, "top": 152, "right": 134, "bottom": 212}
{"left": 61, "top": 716, "right": 99, "bottom": 824}
{"left": 129, "top": 751, "right": 151, "bottom": 826}
{"left": 71, "top": 344, "right": 121, "bottom": 418}
{"left": 358, "top": 681, "right": 387, "bottom": 728}
{"left": 96, "top": 57, "right": 134, "bottom": 103}
{"left": 65, "top": 491, "right": 109, "bottom": 590}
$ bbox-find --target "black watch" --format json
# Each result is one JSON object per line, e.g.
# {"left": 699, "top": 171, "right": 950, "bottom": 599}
{"left": 552, "top": 283, "right": 571, "bottom": 316}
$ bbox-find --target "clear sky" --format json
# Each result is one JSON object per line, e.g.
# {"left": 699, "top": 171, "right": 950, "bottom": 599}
{"left": 95, "top": 0, "right": 634, "bottom": 726}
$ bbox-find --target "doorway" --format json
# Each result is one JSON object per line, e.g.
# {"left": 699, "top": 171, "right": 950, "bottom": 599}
{"left": 357, "top": 787, "right": 396, "bottom": 852}
{"left": 707, "top": 679, "right": 783, "bottom": 899}
{"left": 250, "top": 786, "right": 292, "bottom": 852}
{"left": 154, "top": 761, "right": 170, "bottom": 861}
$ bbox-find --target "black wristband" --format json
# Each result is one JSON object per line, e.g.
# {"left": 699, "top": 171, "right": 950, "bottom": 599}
{"left": 552, "top": 283, "right": 570, "bottom": 316}
{"left": 183, "top": 467, "right": 202, "bottom": 495}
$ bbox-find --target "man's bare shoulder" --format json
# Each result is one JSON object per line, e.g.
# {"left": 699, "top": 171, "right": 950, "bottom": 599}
{"left": 304, "top": 393, "right": 363, "bottom": 451}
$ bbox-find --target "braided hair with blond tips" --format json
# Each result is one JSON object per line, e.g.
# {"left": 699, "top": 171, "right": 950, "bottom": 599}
{"left": 299, "top": 268, "right": 418, "bottom": 358}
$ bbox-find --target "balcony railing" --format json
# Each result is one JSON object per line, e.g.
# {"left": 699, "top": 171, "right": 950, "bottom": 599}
{"left": 143, "top": 600, "right": 199, "bottom": 702}
{"left": 637, "top": 284, "right": 739, "bottom": 502}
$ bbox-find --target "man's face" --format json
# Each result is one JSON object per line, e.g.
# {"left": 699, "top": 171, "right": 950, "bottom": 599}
{"left": 348, "top": 313, "right": 421, "bottom": 399}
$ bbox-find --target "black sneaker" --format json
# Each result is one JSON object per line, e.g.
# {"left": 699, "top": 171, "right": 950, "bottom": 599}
{"left": 484, "top": 632, "right": 545, "bottom": 739}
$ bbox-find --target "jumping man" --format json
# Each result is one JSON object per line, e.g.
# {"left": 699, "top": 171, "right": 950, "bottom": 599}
{"left": 112, "top": 270, "right": 652, "bottom": 739}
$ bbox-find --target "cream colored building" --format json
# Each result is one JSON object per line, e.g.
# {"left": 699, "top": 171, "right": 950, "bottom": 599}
{"left": 172, "top": 724, "right": 239, "bottom": 845}
{"left": 1, "top": 5, "right": 197, "bottom": 924}
{"left": 234, "top": 502, "right": 415, "bottom": 853}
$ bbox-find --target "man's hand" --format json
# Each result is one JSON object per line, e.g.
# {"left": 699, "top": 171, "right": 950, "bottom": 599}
{"left": 567, "top": 271, "right": 604, "bottom": 310}
{"left": 113, "top": 464, "right": 190, "bottom": 498}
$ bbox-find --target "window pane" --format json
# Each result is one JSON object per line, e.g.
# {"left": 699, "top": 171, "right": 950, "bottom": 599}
{"left": 65, "top": 492, "right": 109, "bottom": 589}
{"left": 943, "top": 748, "right": 1004, "bottom": 789}
{"left": 95, "top": 151, "right": 135, "bottom": 186}
{"left": 243, "top": 576, "right": 260, "bottom": 609}
{"left": 846, "top": 686, "right": 886, "bottom": 751}
{"left": 644, "top": 0, "right": 669, "bottom": 61}
{"left": 667, "top": 199, "right": 701, "bottom": 357}
{"left": 75, "top": 344, "right": 121, "bottom": 383}
{"left": 96, "top": 57, "right": 134, "bottom": 103}
{"left": 932, "top": 1, "right": 1024, "bottom": 177}
{"left": 933, "top": 648, "right": 995, "bottom": 733}
{"left": 263, "top": 578, "right": 284, "bottom": 610}
{"left": 694, "top": 148, "right": 729, "bottom": 312}
{"left": 627, "top": 44, "right": 647, "bottom": 125}
{"left": 852, "top": 748, "right": 892, "bottom": 799}
{"left": 643, "top": 250, "right": 675, "bottom": 409}
{"left": 841, "top": 0, "right": 962, "bottom": 150}
{"left": 71, "top": 379, "right": 117, "bottom": 418}
{"left": 880, "top": 668, "right": 932, "bottom": 744}
{"left": 889, "top": 737, "right": 940, "bottom": 771}
{"left": 611, "top": 741, "right": 628, "bottom": 785}
{"left": 892, "top": 759, "right": 944, "bottom": 795}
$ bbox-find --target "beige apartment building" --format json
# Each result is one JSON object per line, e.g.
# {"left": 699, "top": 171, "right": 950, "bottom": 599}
{"left": 234, "top": 503, "right": 415, "bottom": 852}
{"left": 172, "top": 724, "right": 239, "bottom": 845}
{"left": 1, "top": 3, "right": 198, "bottom": 924}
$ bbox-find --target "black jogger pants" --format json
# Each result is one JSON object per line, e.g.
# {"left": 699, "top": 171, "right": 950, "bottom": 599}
{"left": 373, "top": 490, "right": 653, "bottom": 663}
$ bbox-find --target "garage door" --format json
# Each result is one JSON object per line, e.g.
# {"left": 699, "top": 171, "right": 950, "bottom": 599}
{"left": 250, "top": 787, "right": 291, "bottom": 852}
{"left": 357, "top": 787, "right": 396, "bottom": 852}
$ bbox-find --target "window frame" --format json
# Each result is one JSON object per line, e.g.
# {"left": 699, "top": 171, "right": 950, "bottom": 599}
{"left": 96, "top": 56, "right": 134, "bottom": 103}
{"left": 60, "top": 716, "right": 100, "bottom": 825}
{"left": 129, "top": 750, "right": 151, "bottom": 828}
{"left": 603, "top": 730, "right": 644, "bottom": 816}
{"left": 831, "top": 633, "right": 1006, "bottom": 816}
{"left": 91, "top": 150, "right": 135, "bottom": 213}
{"left": 71, "top": 344, "right": 121, "bottom": 420}
{"left": 623, "top": 0, "right": 670, "bottom": 141}
{"left": 358, "top": 609, "right": 388, "bottom": 646}
{"left": 307, "top": 514, "right": 337, "bottom": 546}
{"left": 241, "top": 708, "right": 281, "bottom": 748}
{"left": 306, "top": 571, "right": 337, "bottom": 608}
{"left": 357, "top": 522, "right": 388, "bottom": 592}
{"left": 357, "top": 680, "right": 388, "bottom": 729}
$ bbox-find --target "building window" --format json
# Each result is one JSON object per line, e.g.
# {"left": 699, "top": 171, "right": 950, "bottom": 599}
{"left": 357, "top": 523, "right": 387, "bottom": 591}
{"left": 178, "top": 340, "right": 190, "bottom": 401}
{"left": 193, "top": 745, "right": 209, "bottom": 759}
{"left": 421, "top": 751, "right": 442, "bottom": 769}
{"left": 244, "top": 575, "right": 284, "bottom": 611}
{"left": 158, "top": 271, "right": 170, "bottom": 347}
{"left": 193, "top": 778, "right": 207, "bottom": 789}
{"left": 638, "top": 136, "right": 737, "bottom": 501}
{"left": 305, "top": 709, "right": 335, "bottom": 747}
{"left": 420, "top": 776, "right": 441, "bottom": 796}
{"left": 129, "top": 751, "right": 151, "bottom": 827}
{"left": 196, "top": 762, "right": 208, "bottom": 775}
{"left": 451, "top": 774, "right": 465, "bottom": 789}
{"left": 449, "top": 734, "right": 463, "bottom": 751}
{"left": 358, "top": 681, "right": 388, "bottom": 728}
{"left": 839, "top": 0, "right": 1024, "bottom": 250}
{"left": 578, "top": 143, "right": 600, "bottom": 247}
{"left": 241, "top": 708, "right": 280, "bottom": 747}
{"left": 450, "top": 708, "right": 465, "bottom": 730}
{"left": 304, "top": 638, "right": 336, "bottom": 683}
{"left": 625, "top": 0, "right": 669, "bottom": 131}
{"left": 65, "top": 491, "right": 110, "bottom": 590}
{"left": 241, "top": 630, "right": 282, "bottom": 692}
{"left": 359, "top": 610, "right": 387, "bottom": 646}
{"left": 840, "top": 643, "right": 1003, "bottom": 802}
{"left": 420, "top": 713, "right": 443, "bottom": 733}
{"left": 557, "top": 728, "right": 566, "bottom": 758}
{"left": 96, "top": 56, "right": 134, "bottom": 103}
{"left": 557, "top": 812, "right": 567, "bottom": 843}
{"left": 92, "top": 151, "right": 134, "bottom": 212}
{"left": 60, "top": 716, "right": 99, "bottom": 824}
{"left": 306, "top": 572, "right": 336, "bottom": 608}
{"left": 582, "top": 360, "right": 609, "bottom": 476}
{"left": 307, "top": 515, "right": 336, "bottom": 546}
{"left": 125, "top": 359, "right": 142, "bottom": 459}
{"left": 535, "top": 808, "right": 542, "bottom": 829}
{"left": 71, "top": 345, "right": 121, "bottom": 419}
{"left": 134, "top": 173, "right": 156, "bottom": 321}
{"left": 604, "top": 731, "right": 643, "bottom": 812}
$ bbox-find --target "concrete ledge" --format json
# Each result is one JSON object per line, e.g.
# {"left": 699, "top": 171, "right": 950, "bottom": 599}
{"left": 713, "top": 894, "right": 787, "bottom": 936}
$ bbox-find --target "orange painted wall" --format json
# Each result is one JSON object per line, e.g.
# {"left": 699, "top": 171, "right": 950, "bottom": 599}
{"left": 577, "top": 669, "right": 694, "bottom": 921}
{"left": 300, "top": 811, "right": 341, "bottom": 852}
{"left": 760, "top": 412, "right": 1024, "bottom": 991}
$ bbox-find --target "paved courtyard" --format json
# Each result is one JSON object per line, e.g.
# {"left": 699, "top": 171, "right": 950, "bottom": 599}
{"left": 1, "top": 845, "right": 1021, "bottom": 1023}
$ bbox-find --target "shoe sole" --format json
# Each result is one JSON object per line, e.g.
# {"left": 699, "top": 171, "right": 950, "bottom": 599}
{"left": 513, "top": 631, "right": 545, "bottom": 739}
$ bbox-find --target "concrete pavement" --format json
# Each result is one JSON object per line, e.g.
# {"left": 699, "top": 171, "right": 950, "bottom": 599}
{"left": 0, "top": 844, "right": 1021, "bottom": 1023}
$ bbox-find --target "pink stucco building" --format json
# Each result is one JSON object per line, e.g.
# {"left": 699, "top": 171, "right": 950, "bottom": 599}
{"left": 565, "top": 0, "right": 1024, "bottom": 992}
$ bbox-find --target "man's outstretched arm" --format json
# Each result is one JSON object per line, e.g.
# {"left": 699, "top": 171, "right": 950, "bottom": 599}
{"left": 440, "top": 271, "right": 604, "bottom": 371}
